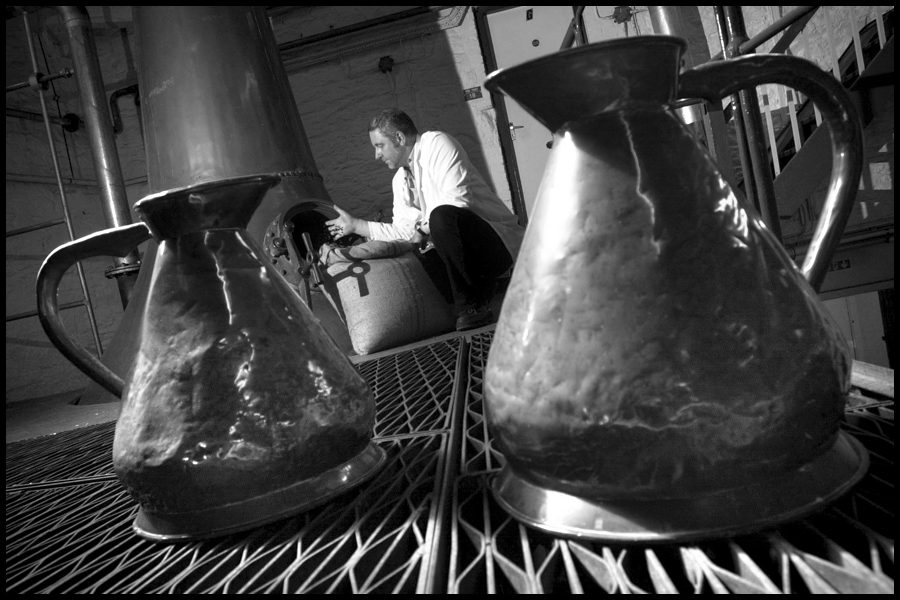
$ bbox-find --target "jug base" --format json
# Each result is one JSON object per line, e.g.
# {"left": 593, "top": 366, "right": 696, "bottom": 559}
{"left": 490, "top": 432, "right": 868, "bottom": 543}
{"left": 132, "top": 442, "right": 386, "bottom": 542}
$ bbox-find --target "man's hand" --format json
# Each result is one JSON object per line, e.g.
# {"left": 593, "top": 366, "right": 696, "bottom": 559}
{"left": 409, "top": 230, "right": 426, "bottom": 245}
{"left": 326, "top": 205, "right": 360, "bottom": 239}
{"left": 410, "top": 222, "right": 433, "bottom": 253}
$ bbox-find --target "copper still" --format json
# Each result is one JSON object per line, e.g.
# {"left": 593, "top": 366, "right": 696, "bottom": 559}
{"left": 81, "top": 5, "right": 340, "bottom": 405}
{"left": 35, "top": 7, "right": 384, "bottom": 541}
{"left": 482, "top": 37, "right": 868, "bottom": 541}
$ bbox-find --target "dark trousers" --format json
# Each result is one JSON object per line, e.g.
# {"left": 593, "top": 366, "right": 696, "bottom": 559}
{"left": 418, "top": 205, "right": 513, "bottom": 310}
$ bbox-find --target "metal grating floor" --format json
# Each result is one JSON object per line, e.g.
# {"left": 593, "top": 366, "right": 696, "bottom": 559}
{"left": 6, "top": 332, "right": 895, "bottom": 593}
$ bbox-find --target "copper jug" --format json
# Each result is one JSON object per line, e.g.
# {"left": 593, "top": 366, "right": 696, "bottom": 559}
{"left": 482, "top": 37, "right": 867, "bottom": 541}
{"left": 36, "top": 175, "right": 385, "bottom": 542}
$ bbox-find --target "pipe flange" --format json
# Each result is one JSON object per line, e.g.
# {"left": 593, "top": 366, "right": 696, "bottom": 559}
{"left": 28, "top": 72, "right": 48, "bottom": 91}
{"left": 61, "top": 113, "right": 81, "bottom": 132}
{"left": 264, "top": 212, "right": 306, "bottom": 289}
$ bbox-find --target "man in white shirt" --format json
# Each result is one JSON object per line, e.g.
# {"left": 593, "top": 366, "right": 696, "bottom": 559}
{"left": 326, "top": 109, "right": 524, "bottom": 330}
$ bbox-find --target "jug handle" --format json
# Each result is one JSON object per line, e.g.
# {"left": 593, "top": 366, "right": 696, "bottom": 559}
{"left": 677, "top": 54, "right": 863, "bottom": 292}
{"left": 36, "top": 222, "right": 153, "bottom": 398}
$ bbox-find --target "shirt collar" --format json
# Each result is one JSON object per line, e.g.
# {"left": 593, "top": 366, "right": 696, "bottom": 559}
{"left": 406, "top": 136, "right": 420, "bottom": 172}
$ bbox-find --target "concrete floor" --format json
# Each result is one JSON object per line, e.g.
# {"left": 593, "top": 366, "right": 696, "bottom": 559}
{"left": 6, "top": 389, "right": 121, "bottom": 444}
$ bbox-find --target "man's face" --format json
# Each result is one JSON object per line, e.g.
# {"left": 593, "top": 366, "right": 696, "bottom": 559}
{"left": 370, "top": 129, "right": 407, "bottom": 170}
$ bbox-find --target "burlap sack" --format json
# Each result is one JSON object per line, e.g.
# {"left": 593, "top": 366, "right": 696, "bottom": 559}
{"left": 320, "top": 241, "right": 455, "bottom": 355}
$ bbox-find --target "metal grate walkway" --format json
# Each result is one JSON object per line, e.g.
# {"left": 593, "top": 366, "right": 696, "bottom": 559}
{"left": 6, "top": 332, "right": 895, "bottom": 593}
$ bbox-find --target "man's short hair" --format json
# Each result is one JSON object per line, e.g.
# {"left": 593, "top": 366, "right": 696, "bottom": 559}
{"left": 369, "top": 109, "right": 419, "bottom": 138}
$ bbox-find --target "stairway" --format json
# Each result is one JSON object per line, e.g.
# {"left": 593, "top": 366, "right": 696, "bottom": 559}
{"left": 773, "top": 15, "right": 894, "bottom": 240}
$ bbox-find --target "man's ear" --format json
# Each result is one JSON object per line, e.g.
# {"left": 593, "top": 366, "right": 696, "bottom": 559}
{"left": 396, "top": 131, "right": 406, "bottom": 146}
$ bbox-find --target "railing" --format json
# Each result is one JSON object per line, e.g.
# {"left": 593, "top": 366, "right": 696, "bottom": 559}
{"left": 711, "top": 6, "right": 894, "bottom": 250}
{"left": 561, "top": 6, "right": 894, "bottom": 252}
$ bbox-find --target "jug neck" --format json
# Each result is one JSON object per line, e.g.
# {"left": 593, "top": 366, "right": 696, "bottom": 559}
{"left": 134, "top": 175, "right": 279, "bottom": 240}
{"left": 484, "top": 36, "right": 687, "bottom": 133}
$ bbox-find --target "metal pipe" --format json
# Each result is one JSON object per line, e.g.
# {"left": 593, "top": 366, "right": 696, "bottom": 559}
{"left": 6, "top": 67, "right": 74, "bottom": 93}
{"left": 7, "top": 107, "right": 80, "bottom": 131}
{"left": 277, "top": 6, "right": 432, "bottom": 52}
{"left": 7, "top": 299, "right": 84, "bottom": 323}
{"left": 765, "top": 7, "right": 819, "bottom": 55}
{"left": 743, "top": 6, "right": 819, "bottom": 54}
{"left": 109, "top": 84, "right": 139, "bottom": 135}
{"left": 559, "top": 7, "right": 586, "bottom": 51}
{"left": 648, "top": 6, "right": 704, "bottom": 126}
{"left": 22, "top": 9, "right": 103, "bottom": 356}
{"left": 714, "top": 7, "right": 757, "bottom": 211}
{"left": 721, "top": 6, "right": 783, "bottom": 242}
{"left": 6, "top": 218, "right": 66, "bottom": 238}
{"left": 709, "top": 6, "right": 820, "bottom": 61}
{"left": 56, "top": 6, "right": 140, "bottom": 307}
{"left": 6, "top": 172, "right": 148, "bottom": 187}
{"left": 787, "top": 227, "right": 893, "bottom": 260}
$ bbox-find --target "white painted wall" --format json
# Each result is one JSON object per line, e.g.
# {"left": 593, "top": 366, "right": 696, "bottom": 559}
{"left": 823, "top": 292, "right": 891, "bottom": 368}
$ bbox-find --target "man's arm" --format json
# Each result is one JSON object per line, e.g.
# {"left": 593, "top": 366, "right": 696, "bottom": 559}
{"left": 327, "top": 205, "right": 371, "bottom": 238}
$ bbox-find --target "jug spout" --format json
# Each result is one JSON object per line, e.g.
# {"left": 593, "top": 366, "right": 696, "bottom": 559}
{"left": 134, "top": 176, "right": 272, "bottom": 240}
{"left": 485, "top": 36, "right": 687, "bottom": 132}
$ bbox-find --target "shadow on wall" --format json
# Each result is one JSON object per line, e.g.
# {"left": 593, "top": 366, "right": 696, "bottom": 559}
{"left": 279, "top": 8, "right": 499, "bottom": 224}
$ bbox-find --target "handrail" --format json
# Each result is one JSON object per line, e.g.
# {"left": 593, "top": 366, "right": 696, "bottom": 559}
{"left": 559, "top": 7, "right": 586, "bottom": 50}
{"left": 710, "top": 5, "right": 891, "bottom": 254}
{"left": 709, "top": 6, "right": 820, "bottom": 61}
{"left": 716, "top": 6, "right": 784, "bottom": 241}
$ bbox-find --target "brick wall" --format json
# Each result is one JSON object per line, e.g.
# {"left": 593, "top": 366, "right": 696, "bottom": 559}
{"left": 279, "top": 7, "right": 511, "bottom": 222}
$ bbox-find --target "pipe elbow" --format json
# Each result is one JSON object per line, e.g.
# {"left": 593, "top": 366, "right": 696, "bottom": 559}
{"left": 56, "top": 6, "right": 91, "bottom": 28}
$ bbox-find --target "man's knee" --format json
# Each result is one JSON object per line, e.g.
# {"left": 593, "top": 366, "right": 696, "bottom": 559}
{"left": 428, "top": 205, "right": 460, "bottom": 233}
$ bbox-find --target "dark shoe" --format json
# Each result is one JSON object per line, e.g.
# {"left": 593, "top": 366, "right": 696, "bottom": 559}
{"left": 456, "top": 305, "right": 493, "bottom": 331}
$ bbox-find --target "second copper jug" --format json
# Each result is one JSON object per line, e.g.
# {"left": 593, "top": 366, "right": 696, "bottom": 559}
{"left": 37, "top": 175, "right": 385, "bottom": 542}
{"left": 483, "top": 37, "right": 867, "bottom": 541}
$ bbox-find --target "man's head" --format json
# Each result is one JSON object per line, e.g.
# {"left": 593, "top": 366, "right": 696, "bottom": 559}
{"left": 368, "top": 109, "right": 419, "bottom": 170}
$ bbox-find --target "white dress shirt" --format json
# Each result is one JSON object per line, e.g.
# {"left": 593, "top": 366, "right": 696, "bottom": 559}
{"left": 367, "top": 131, "right": 524, "bottom": 260}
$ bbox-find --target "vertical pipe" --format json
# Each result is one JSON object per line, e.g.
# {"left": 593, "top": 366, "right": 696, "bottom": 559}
{"left": 649, "top": 5, "right": 746, "bottom": 190}
{"left": 721, "top": 6, "right": 783, "bottom": 242}
{"left": 56, "top": 6, "right": 140, "bottom": 306}
{"left": 648, "top": 6, "right": 704, "bottom": 127}
{"left": 23, "top": 9, "right": 103, "bottom": 355}
{"left": 559, "top": 7, "right": 586, "bottom": 50}
{"left": 714, "top": 7, "right": 758, "bottom": 212}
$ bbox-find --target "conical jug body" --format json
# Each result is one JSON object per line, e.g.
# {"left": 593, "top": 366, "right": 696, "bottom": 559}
{"left": 483, "top": 37, "right": 867, "bottom": 541}
{"left": 37, "top": 175, "right": 384, "bottom": 541}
